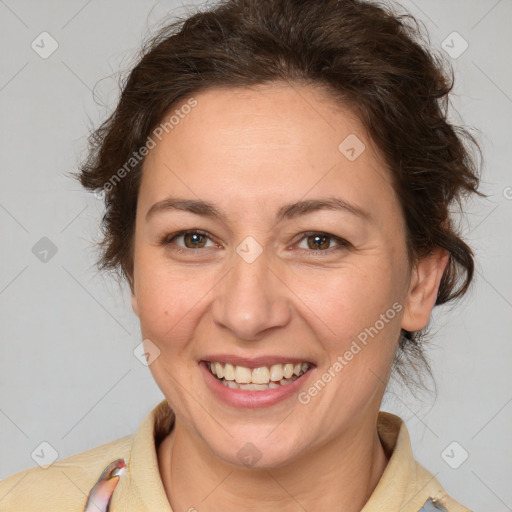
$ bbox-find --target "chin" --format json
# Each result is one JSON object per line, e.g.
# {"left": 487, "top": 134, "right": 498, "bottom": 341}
{"left": 205, "top": 427, "right": 309, "bottom": 470}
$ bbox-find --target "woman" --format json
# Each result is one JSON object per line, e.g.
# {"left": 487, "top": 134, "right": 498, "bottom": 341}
{"left": 0, "top": 0, "right": 481, "bottom": 510}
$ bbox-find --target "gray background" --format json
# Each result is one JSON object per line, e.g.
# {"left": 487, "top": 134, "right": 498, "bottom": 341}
{"left": 0, "top": 0, "right": 511, "bottom": 510}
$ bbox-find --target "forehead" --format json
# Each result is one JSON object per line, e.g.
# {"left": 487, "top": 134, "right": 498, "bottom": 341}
{"left": 139, "top": 83, "right": 396, "bottom": 219}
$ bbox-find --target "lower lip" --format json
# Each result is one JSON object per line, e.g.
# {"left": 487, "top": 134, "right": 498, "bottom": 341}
{"left": 199, "top": 361, "right": 314, "bottom": 408}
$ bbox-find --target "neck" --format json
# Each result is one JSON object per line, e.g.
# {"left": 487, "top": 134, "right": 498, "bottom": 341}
{"left": 157, "top": 411, "right": 390, "bottom": 512}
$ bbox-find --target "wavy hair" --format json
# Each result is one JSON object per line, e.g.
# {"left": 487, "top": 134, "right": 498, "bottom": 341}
{"left": 75, "top": 0, "right": 483, "bottom": 393}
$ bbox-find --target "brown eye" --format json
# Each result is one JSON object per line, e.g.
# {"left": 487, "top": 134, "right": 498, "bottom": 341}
{"left": 162, "top": 230, "right": 215, "bottom": 250}
{"left": 307, "top": 234, "right": 330, "bottom": 250}
{"left": 183, "top": 232, "right": 207, "bottom": 248}
{"left": 296, "top": 232, "right": 349, "bottom": 252}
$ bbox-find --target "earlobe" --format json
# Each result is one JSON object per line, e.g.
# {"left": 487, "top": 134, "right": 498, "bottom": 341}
{"left": 401, "top": 248, "right": 450, "bottom": 332}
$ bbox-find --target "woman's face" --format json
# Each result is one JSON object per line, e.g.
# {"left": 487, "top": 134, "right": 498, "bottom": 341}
{"left": 130, "top": 82, "right": 445, "bottom": 467}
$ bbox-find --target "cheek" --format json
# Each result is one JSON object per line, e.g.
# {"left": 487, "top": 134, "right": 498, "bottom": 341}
{"left": 300, "top": 261, "right": 403, "bottom": 343}
{"left": 134, "top": 268, "right": 202, "bottom": 397}
{"left": 306, "top": 268, "right": 402, "bottom": 391}
{"left": 134, "top": 264, "right": 197, "bottom": 346}
{"left": 294, "top": 270, "right": 401, "bottom": 433}
{"left": 133, "top": 255, "right": 222, "bottom": 357}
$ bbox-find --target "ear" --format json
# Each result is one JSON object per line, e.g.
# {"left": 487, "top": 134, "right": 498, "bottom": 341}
{"left": 401, "top": 248, "right": 450, "bottom": 332}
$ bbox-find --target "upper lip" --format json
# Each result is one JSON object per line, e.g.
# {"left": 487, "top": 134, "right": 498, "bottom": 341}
{"left": 201, "top": 355, "right": 315, "bottom": 368}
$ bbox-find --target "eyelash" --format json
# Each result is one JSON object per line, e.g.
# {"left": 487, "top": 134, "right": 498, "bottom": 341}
{"left": 159, "top": 229, "right": 350, "bottom": 255}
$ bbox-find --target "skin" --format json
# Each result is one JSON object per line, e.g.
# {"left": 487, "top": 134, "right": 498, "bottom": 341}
{"left": 130, "top": 82, "right": 449, "bottom": 511}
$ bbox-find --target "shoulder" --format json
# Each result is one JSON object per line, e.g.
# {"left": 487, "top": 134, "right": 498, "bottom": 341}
{"left": 373, "top": 411, "right": 473, "bottom": 512}
{"left": 412, "top": 460, "right": 473, "bottom": 512}
{"left": 0, "top": 435, "right": 133, "bottom": 512}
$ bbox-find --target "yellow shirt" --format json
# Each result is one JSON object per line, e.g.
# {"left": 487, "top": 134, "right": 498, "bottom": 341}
{"left": 0, "top": 399, "right": 472, "bottom": 511}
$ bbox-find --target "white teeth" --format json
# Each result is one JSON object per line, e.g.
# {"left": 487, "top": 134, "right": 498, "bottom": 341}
{"left": 214, "top": 362, "right": 224, "bottom": 379}
{"left": 234, "top": 365, "right": 252, "bottom": 384}
{"left": 269, "top": 364, "right": 284, "bottom": 382}
{"left": 283, "top": 363, "right": 294, "bottom": 379}
{"left": 251, "top": 366, "right": 270, "bottom": 384}
{"left": 220, "top": 376, "right": 300, "bottom": 390}
{"left": 239, "top": 383, "right": 269, "bottom": 391}
{"left": 206, "top": 361, "right": 311, "bottom": 389}
{"left": 223, "top": 363, "right": 236, "bottom": 381}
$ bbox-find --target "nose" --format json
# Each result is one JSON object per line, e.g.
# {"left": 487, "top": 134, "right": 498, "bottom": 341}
{"left": 211, "top": 247, "right": 292, "bottom": 341}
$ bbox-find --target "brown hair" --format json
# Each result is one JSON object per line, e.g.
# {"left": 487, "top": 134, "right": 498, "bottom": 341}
{"left": 74, "top": 0, "right": 483, "bottom": 392}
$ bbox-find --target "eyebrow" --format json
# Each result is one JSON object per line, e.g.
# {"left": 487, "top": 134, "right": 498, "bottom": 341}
{"left": 145, "top": 196, "right": 371, "bottom": 223}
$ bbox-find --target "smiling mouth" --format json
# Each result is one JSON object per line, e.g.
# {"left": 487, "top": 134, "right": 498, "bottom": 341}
{"left": 205, "top": 361, "right": 311, "bottom": 390}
